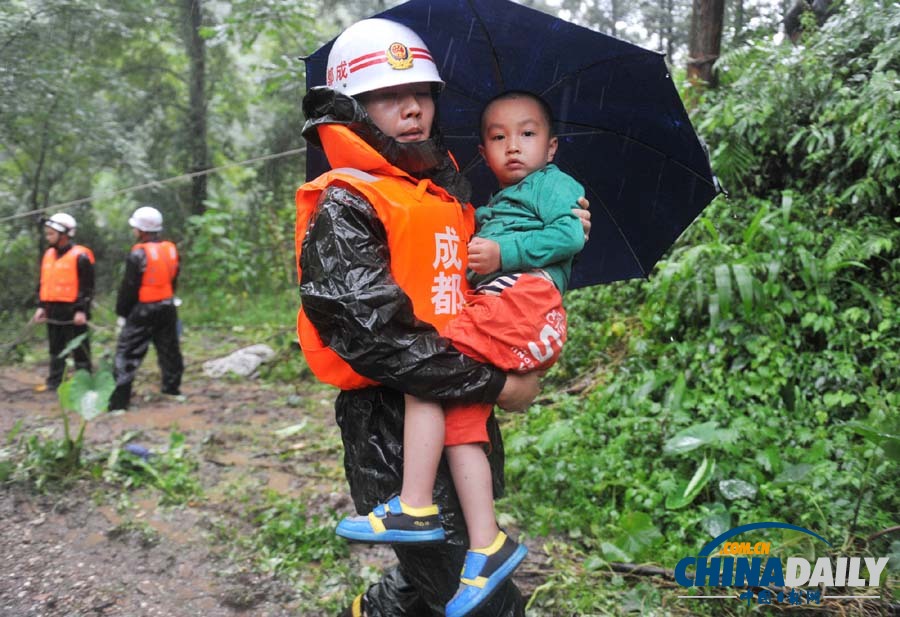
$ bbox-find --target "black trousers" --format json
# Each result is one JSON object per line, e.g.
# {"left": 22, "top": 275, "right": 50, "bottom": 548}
{"left": 110, "top": 301, "right": 183, "bottom": 409}
{"left": 45, "top": 304, "right": 91, "bottom": 389}
{"left": 336, "top": 387, "right": 524, "bottom": 617}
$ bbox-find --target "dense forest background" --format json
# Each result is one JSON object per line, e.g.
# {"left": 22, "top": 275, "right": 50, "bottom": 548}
{"left": 1, "top": 0, "right": 897, "bottom": 614}
{"left": 1, "top": 0, "right": 819, "bottom": 311}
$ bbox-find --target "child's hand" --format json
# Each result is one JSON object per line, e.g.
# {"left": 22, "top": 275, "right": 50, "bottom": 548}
{"left": 467, "top": 238, "right": 501, "bottom": 274}
{"left": 574, "top": 196, "right": 591, "bottom": 242}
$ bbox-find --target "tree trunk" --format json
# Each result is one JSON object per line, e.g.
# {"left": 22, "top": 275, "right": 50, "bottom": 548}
{"left": 658, "top": 0, "right": 667, "bottom": 52}
{"left": 735, "top": 0, "right": 744, "bottom": 41}
{"left": 181, "top": 0, "right": 207, "bottom": 216}
{"left": 687, "top": 0, "right": 725, "bottom": 88}
{"left": 610, "top": 0, "right": 621, "bottom": 36}
{"left": 666, "top": 0, "right": 675, "bottom": 59}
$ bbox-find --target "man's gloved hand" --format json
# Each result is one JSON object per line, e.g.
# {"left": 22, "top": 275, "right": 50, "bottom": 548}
{"left": 115, "top": 316, "right": 126, "bottom": 336}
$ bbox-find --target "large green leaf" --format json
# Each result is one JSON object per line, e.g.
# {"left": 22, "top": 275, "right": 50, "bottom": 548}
{"left": 611, "top": 512, "right": 663, "bottom": 560}
{"left": 663, "top": 421, "right": 720, "bottom": 454}
{"left": 845, "top": 421, "right": 900, "bottom": 462}
{"left": 666, "top": 456, "right": 716, "bottom": 510}
{"left": 57, "top": 369, "right": 115, "bottom": 421}
{"left": 701, "top": 504, "right": 732, "bottom": 538}
{"left": 57, "top": 333, "right": 88, "bottom": 361}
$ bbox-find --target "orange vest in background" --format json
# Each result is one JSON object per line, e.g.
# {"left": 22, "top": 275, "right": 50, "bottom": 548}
{"left": 39, "top": 245, "right": 95, "bottom": 303}
{"left": 295, "top": 125, "right": 476, "bottom": 390}
{"left": 134, "top": 241, "right": 178, "bottom": 303}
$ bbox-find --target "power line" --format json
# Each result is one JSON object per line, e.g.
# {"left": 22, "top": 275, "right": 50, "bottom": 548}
{"left": 0, "top": 147, "right": 307, "bottom": 224}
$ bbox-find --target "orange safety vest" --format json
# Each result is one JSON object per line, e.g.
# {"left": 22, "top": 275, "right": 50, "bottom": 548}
{"left": 39, "top": 245, "right": 95, "bottom": 303}
{"left": 296, "top": 124, "right": 476, "bottom": 390}
{"left": 134, "top": 241, "right": 178, "bottom": 303}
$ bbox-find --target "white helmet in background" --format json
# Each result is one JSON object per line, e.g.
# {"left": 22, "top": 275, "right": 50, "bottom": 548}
{"left": 45, "top": 212, "right": 77, "bottom": 237}
{"left": 325, "top": 18, "right": 444, "bottom": 97}
{"left": 129, "top": 206, "right": 163, "bottom": 232}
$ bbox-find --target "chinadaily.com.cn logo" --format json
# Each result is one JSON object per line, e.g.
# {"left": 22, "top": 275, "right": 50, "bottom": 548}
{"left": 675, "top": 522, "right": 890, "bottom": 607}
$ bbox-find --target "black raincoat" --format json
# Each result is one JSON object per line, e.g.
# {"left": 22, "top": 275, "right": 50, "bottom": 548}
{"left": 37, "top": 243, "right": 94, "bottom": 389}
{"left": 109, "top": 239, "right": 184, "bottom": 410}
{"left": 299, "top": 88, "right": 525, "bottom": 617}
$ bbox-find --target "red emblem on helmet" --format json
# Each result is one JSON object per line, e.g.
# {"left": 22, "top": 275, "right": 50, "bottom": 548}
{"left": 386, "top": 42, "right": 413, "bottom": 69}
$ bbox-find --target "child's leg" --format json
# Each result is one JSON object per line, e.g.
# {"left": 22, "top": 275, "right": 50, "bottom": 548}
{"left": 334, "top": 394, "right": 446, "bottom": 544}
{"left": 444, "top": 438, "right": 528, "bottom": 617}
{"left": 399, "top": 394, "right": 444, "bottom": 507}
{"left": 443, "top": 403, "right": 528, "bottom": 617}
{"left": 445, "top": 443, "right": 499, "bottom": 549}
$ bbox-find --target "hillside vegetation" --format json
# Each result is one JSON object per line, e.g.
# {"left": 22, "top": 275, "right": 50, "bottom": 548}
{"left": 506, "top": 2, "right": 899, "bottom": 611}
{"left": 1, "top": 1, "right": 896, "bottom": 615}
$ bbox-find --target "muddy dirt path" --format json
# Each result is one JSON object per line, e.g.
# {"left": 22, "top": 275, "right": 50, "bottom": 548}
{"left": 0, "top": 363, "right": 346, "bottom": 617}
{"left": 0, "top": 360, "right": 548, "bottom": 617}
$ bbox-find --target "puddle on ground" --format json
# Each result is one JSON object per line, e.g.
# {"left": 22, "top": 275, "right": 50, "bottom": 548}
{"left": 84, "top": 532, "right": 106, "bottom": 547}
{"left": 97, "top": 506, "right": 122, "bottom": 526}
{"left": 266, "top": 470, "right": 295, "bottom": 493}
{"left": 207, "top": 451, "right": 254, "bottom": 467}
{"left": 145, "top": 517, "right": 194, "bottom": 545}
{"left": 98, "top": 405, "right": 212, "bottom": 433}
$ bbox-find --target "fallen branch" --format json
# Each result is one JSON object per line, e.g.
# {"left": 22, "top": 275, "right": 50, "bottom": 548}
{"left": 866, "top": 525, "right": 900, "bottom": 543}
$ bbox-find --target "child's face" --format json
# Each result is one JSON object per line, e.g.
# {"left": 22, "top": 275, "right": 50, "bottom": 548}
{"left": 359, "top": 82, "right": 435, "bottom": 143}
{"left": 479, "top": 97, "right": 558, "bottom": 188}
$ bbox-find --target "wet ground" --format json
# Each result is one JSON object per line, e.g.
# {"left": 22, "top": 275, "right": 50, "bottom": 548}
{"left": 0, "top": 360, "right": 549, "bottom": 617}
{"left": 0, "top": 362, "right": 346, "bottom": 617}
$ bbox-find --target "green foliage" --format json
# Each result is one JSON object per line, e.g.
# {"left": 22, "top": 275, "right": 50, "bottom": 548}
{"left": 182, "top": 200, "right": 295, "bottom": 307}
{"left": 103, "top": 432, "right": 202, "bottom": 505}
{"left": 235, "top": 491, "right": 365, "bottom": 613}
{"left": 245, "top": 491, "right": 349, "bottom": 572}
{"left": 698, "top": 0, "right": 899, "bottom": 220}
{"left": 0, "top": 231, "right": 39, "bottom": 318}
{"left": 12, "top": 430, "right": 81, "bottom": 490}
{"left": 3, "top": 367, "right": 115, "bottom": 488}
{"left": 505, "top": 5, "right": 900, "bottom": 609}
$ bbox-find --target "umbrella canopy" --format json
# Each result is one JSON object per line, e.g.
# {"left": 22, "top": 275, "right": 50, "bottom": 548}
{"left": 304, "top": 0, "right": 719, "bottom": 288}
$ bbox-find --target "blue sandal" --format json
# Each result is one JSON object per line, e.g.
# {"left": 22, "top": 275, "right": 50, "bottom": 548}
{"left": 336, "top": 496, "right": 446, "bottom": 544}
{"left": 446, "top": 531, "right": 528, "bottom": 617}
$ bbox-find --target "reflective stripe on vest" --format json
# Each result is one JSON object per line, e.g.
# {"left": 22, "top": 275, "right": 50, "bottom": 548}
{"left": 295, "top": 131, "right": 475, "bottom": 390}
{"left": 134, "top": 241, "right": 178, "bottom": 303}
{"left": 39, "top": 245, "right": 95, "bottom": 303}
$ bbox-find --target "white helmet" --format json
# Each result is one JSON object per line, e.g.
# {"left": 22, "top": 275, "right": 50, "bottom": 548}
{"left": 129, "top": 206, "right": 163, "bottom": 232}
{"left": 45, "top": 212, "right": 77, "bottom": 237}
{"left": 325, "top": 18, "right": 443, "bottom": 97}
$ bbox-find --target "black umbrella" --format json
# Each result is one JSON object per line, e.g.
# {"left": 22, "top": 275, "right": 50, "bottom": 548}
{"left": 304, "top": 0, "right": 719, "bottom": 289}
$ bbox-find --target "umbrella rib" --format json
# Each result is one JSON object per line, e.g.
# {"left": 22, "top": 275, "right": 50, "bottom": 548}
{"left": 539, "top": 50, "right": 661, "bottom": 97}
{"left": 465, "top": 0, "right": 506, "bottom": 91}
{"left": 579, "top": 181, "right": 649, "bottom": 278}
{"left": 554, "top": 123, "right": 715, "bottom": 187}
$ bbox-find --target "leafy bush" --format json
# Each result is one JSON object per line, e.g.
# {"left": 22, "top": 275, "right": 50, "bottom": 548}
{"left": 506, "top": 0, "right": 900, "bottom": 591}
{"left": 103, "top": 431, "right": 203, "bottom": 505}
{"left": 0, "top": 230, "right": 39, "bottom": 319}
{"left": 698, "top": 0, "right": 899, "bottom": 220}
{"left": 181, "top": 196, "right": 295, "bottom": 313}
{"left": 4, "top": 367, "right": 114, "bottom": 489}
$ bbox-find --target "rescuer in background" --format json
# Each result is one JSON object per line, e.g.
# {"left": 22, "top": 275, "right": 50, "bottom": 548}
{"left": 108, "top": 206, "right": 184, "bottom": 410}
{"left": 32, "top": 212, "right": 95, "bottom": 391}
